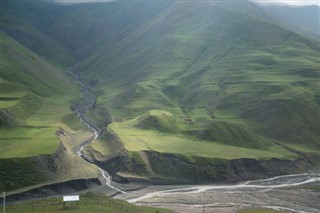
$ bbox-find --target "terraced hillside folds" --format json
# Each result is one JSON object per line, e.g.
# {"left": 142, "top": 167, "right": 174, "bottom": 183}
{"left": 1, "top": 0, "right": 320, "bottom": 190}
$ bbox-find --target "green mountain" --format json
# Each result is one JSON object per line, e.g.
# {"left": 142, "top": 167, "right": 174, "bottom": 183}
{"left": 1, "top": 1, "right": 73, "bottom": 66}
{"left": 50, "top": 1, "right": 319, "bottom": 148}
{"left": 1, "top": 0, "right": 320, "bottom": 190}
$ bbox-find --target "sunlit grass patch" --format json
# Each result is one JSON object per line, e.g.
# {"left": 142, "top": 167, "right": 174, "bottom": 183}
{"left": 0, "top": 94, "right": 83, "bottom": 158}
{"left": 0, "top": 126, "right": 59, "bottom": 158}
{"left": 109, "top": 122, "right": 296, "bottom": 160}
{"left": 0, "top": 100, "right": 19, "bottom": 108}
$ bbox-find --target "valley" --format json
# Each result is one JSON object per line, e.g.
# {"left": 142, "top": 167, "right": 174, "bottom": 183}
{"left": 0, "top": 0, "right": 320, "bottom": 212}
{"left": 71, "top": 67, "right": 125, "bottom": 194}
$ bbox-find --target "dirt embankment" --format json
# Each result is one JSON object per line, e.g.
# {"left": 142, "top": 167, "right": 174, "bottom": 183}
{"left": 90, "top": 128, "right": 320, "bottom": 185}
{"left": 1, "top": 128, "right": 100, "bottom": 196}
{"left": 0, "top": 142, "right": 68, "bottom": 193}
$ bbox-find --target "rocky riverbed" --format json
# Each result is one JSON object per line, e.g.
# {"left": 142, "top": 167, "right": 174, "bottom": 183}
{"left": 116, "top": 173, "right": 320, "bottom": 213}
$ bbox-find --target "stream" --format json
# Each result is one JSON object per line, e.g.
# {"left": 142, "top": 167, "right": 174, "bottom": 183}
{"left": 70, "top": 71, "right": 319, "bottom": 212}
{"left": 116, "top": 172, "right": 320, "bottom": 213}
{"left": 125, "top": 173, "right": 320, "bottom": 203}
{"left": 71, "top": 70, "right": 125, "bottom": 194}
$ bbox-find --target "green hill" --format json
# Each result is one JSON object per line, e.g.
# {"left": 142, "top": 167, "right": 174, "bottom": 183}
{"left": 1, "top": 2, "right": 72, "bottom": 67}
{"left": 129, "top": 110, "right": 181, "bottom": 133}
{"left": 52, "top": 0, "right": 319, "bottom": 151}
{"left": 1, "top": 0, "right": 320, "bottom": 190}
{"left": 0, "top": 31, "right": 78, "bottom": 129}
{"left": 0, "top": 31, "right": 85, "bottom": 191}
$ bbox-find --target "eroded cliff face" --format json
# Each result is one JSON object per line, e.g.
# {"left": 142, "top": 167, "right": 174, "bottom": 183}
{"left": 0, "top": 128, "right": 100, "bottom": 193}
{"left": 89, "top": 129, "right": 320, "bottom": 185}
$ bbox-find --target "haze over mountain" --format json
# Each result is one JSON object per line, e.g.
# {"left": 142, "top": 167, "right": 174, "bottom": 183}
{"left": 1, "top": 0, "right": 319, "bottom": 197}
{"left": 251, "top": 0, "right": 320, "bottom": 6}
{"left": 256, "top": 3, "right": 320, "bottom": 39}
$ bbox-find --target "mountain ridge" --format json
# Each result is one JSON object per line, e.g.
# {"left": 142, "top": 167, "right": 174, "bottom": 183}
{"left": 1, "top": 0, "right": 319, "bottom": 192}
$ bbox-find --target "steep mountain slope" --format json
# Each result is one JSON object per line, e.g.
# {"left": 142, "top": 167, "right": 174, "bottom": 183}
{"left": 0, "top": 31, "right": 90, "bottom": 191}
{"left": 0, "top": 31, "right": 77, "bottom": 128}
{"left": 1, "top": 0, "right": 320, "bottom": 188}
{"left": 45, "top": 1, "right": 320, "bottom": 182}
{"left": 1, "top": 2, "right": 72, "bottom": 67}
{"left": 44, "top": 1, "right": 320, "bottom": 148}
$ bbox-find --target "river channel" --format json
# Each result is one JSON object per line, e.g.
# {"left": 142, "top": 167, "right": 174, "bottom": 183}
{"left": 71, "top": 71, "right": 320, "bottom": 213}
{"left": 71, "top": 70, "right": 125, "bottom": 194}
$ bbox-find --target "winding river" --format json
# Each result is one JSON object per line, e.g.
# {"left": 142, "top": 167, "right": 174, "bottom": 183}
{"left": 126, "top": 173, "right": 320, "bottom": 203}
{"left": 115, "top": 172, "right": 320, "bottom": 213}
{"left": 70, "top": 70, "right": 319, "bottom": 213}
{"left": 71, "top": 70, "right": 125, "bottom": 194}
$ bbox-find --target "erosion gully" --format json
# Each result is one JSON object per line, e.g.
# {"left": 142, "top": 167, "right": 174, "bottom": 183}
{"left": 71, "top": 71, "right": 320, "bottom": 213}
{"left": 71, "top": 70, "right": 125, "bottom": 194}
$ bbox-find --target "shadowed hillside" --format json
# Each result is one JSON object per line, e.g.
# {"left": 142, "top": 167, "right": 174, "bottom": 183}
{"left": 1, "top": 0, "right": 320, "bottom": 189}
{"left": 0, "top": 31, "right": 85, "bottom": 191}
{"left": 42, "top": 0, "right": 320, "bottom": 151}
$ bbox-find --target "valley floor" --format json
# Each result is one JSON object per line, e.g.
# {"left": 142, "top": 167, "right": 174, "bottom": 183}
{"left": 115, "top": 172, "right": 320, "bottom": 213}
{"left": 2, "top": 170, "right": 320, "bottom": 213}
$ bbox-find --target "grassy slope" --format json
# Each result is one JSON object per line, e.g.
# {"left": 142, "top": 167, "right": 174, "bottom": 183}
{"left": 64, "top": 1, "right": 319, "bottom": 159}
{"left": 0, "top": 193, "right": 174, "bottom": 213}
{"left": 1, "top": 2, "right": 72, "bottom": 67}
{"left": 34, "top": 1, "right": 317, "bottom": 177}
{"left": 109, "top": 121, "right": 296, "bottom": 160}
{"left": 0, "top": 3, "right": 97, "bottom": 192}
{"left": 1, "top": 1, "right": 319, "bottom": 187}
{"left": 0, "top": 31, "right": 93, "bottom": 189}
{"left": 0, "top": 32, "right": 80, "bottom": 158}
{"left": 87, "top": 2, "right": 320, "bottom": 183}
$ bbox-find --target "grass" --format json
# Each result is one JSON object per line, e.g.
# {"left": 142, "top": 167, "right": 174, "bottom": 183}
{"left": 91, "top": 130, "right": 124, "bottom": 158}
{"left": 109, "top": 121, "right": 296, "bottom": 160}
{"left": 128, "top": 110, "right": 182, "bottom": 133}
{"left": 0, "top": 32, "right": 82, "bottom": 158}
{"left": 201, "top": 121, "right": 272, "bottom": 149}
{"left": 0, "top": 157, "right": 47, "bottom": 192}
{"left": 0, "top": 31, "right": 84, "bottom": 192}
{"left": 1, "top": 0, "right": 320, "bottom": 190}
{"left": 2, "top": 2, "right": 73, "bottom": 67}
{"left": 106, "top": 82, "right": 182, "bottom": 119}
{"left": 54, "top": 1, "right": 319, "bottom": 159}
{"left": 0, "top": 194, "right": 174, "bottom": 213}
{"left": 0, "top": 93, "right": 82, "bottom": 158}
{"left": 0, "top": 127, "right": 59, "bottom": 158}
{"left": 285, "top": 143, "right": 320, "bottom": 154}
{"left": 0, "top": 33, "right": 75, "bottom": 97}
{"left": 24, "top": 95, "right": 77, "bottom": 126}
{"left": 61, "top": 113, "right": 85, "bottom": 131}
{"left": 0, "top": 100, "right": 19, "bottom": 108}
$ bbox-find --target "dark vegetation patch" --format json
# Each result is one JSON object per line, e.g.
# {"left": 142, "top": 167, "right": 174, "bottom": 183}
{"left": 199, "top": 121, "right": 271, "bottom": 149}
{"left": 0, "top": 156, "right": 50, "bottom": 192}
